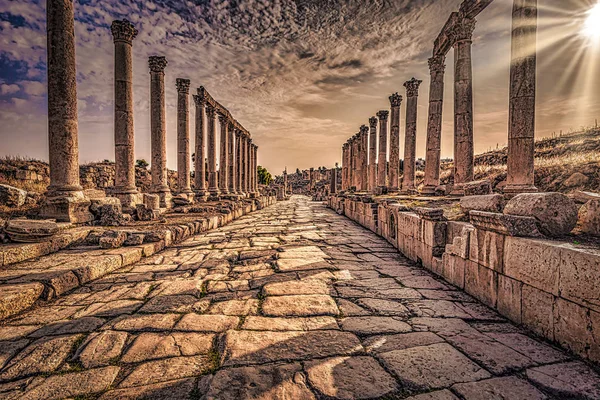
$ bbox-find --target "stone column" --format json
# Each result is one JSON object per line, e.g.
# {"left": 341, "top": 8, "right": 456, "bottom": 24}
{"left": 504, "top": 0, "right": 538, "bottom": 196}
{"left": 376, "top": 110, "right": 389, "bottom": 189}
{"left": 41, "top": 0, "right": 92, "bottom": 223}
{"left": 284, "top": 168, "right": 288, "bottom": 195}
{"left": 206, "top": 104, "right": 220, "bottom": 198}
{"left": 236, "top": 131, "right": 245, "bottom": 196}
{"left": 451, "top": 18, "right": 476, "bottom": 195}
{"left": 218, "top": 113, "right": 229, "bottom": 195}
{"left": 360, "top": 125, "right": 369, "bottom": 191}
{"left": 309, "top": 167, "right": 315, "bottom": 191}
{"left": 240, "top": 135, "right": 248, "bottom": 196}
{"left": 193, "top": 94, "right": 207, "bottom": 200}
{"left": 176, "top": 78, "right": 193, "bottom": 197}
{"left": 402, "top": 78, "right": 422, "bottom": 193}
{"left": 422, "top": 55, "right": 446, "bottom": 195}
{"left": 246, "top": 139, "right": 252, "bottom": 195}
{"left": 111, "top": 20, "right": 139, "bottom": 209}
{"left": 149, "top": 56, "right": 171, "bottom": 207}
{"left": 228, "top": 122, "right": 236, "bottom": 195}
{"left": 253, "top": 144, "right": 258, "bottom": 193}
{"left": 330, "top": 164, "right": 337, "bottom": 194}
{"left": 342, "top": 143, "right": 348, "bottom": 191}
{"left": 389, "top": 93, "right": 403, "bottom": 192}
{"left": 368, "top": 117, "right": 378, "bottom": 193}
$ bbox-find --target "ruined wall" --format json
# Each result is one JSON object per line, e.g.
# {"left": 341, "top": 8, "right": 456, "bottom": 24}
{"left": 329, "top": 195, "right": 600, "bottom": 365}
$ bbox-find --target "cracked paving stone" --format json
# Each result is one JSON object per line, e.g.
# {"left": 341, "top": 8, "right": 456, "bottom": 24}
{"left": 138, "top": 295, "right": 210, "bottom": 314}
{"left": 98, "top": 377, "right": 197, "bottom": 400}
{"left": 205, "top": 362, "right": 315, "bottom": 400}
{"left": 526, "top": 361, "right": 600, "bottom": 399}
{"left": 221, "top": 330, "right": 362, "bottom": 366}
{"left": 405, "top": 390, "right": 460, "bottom": 400}
{"left": 207, "top": 299, "right": 260, "bottom": 316}
{"left": 107, "top": 313, "right": 181, "bottom": 332}
{"left": 29, "top": 317, "right": 105, "bottom": 337}
{"left": 0, "top": 339, "right": 29, "bottom": 370}
{"left": 0, "top": 325, "right": 40, "bottom": 341}
{"left": 118, "top": 355, "right": 213, "bottom": 388}
{"left": 305, "top": 356, "right": 398, "bottom": 399}
{"left": 356, "top": 298, "right": 410, "bottom": 316}
{"left": 262, "top": 295, "right": 339, "bottom": 317}
{"left": 452, "top": 376, "right": 548, "bottom": 400}
{"left": 335, "top": 299, "right": 370, "bottom": 316}
{"left": 242, "top": 316, "right": 339, "bottom": 331}
{"left": 340, "top": 316, "right": 412, "bottom": 335}
{"left": 379, "top": 343, "right": 490, "bottom": 391}
{"left": 76, "top": 330, "right": 128, "bottom": 368}
{"left": 121, "top": 332, "right": 215, "bottom": 363}
{"left": 363, "top": 332, "right": 445, "bottom": 354}
{"left": 262, "top": 279, "right": 330, "bottom": 296}
{"left": 175, "top": 313, "right": 239, "bottom": 332}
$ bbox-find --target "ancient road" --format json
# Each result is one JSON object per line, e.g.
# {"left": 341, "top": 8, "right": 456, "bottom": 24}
{"left": 0, "top": 196, "right": 597, "bottom": 399}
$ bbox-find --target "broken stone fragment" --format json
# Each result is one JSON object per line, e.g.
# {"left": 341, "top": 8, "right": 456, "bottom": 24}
{"left": 143, "top": 193, "right": 160, "bottom": 210}
{"left": 97, "top": 204, "right": 130, "bottom": 227}
{"left": 99, "top": 230, "right": 127, "bottom": 249}
{"left": 4, "top": 219, "right": 59, "bottom": 243}
{"left": 463, "top": 180, "right": 492, "bottom": 196}
{"left": 460, "top": 194, "right": 504, "bottom": 214}
{"left": 577, "top": 199, "right": 600, "bottom": 236}
{"left": 136, "top": 204, "right": 160, "bottom": 221}
{"left": 415, "top": 207, "right": 445, "bottom": 221}
{"left": 124, "top": 232, "right": 145, "bottom": 246}
{"left": 89, "top": 197, "right": 121, "bottom": 215}
{"left": 504, "top": 192, "right": 578, "bottom": 237}
{"left": 0, "top": 184, "right": 27, "bottom": 207}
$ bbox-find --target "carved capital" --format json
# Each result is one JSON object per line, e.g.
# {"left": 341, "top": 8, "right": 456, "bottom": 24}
{"left": 148, "top": 56, "right": 168, "bottom": 73}
{"left": 404, "top": 77, "right": 423, "bottom": 97}
{"left": 451, "top": 17, "right": 476, "bottom": 44}
{"left": 369, "top": 116, "right": 378, "bottom": 127}
{"left": 205, "top": 104, "right": 216, "bottom": 117}
{"left": 176, "top": 78, "right": 191, "bottom": 94}
{"left": 111, "top": 20, "right": 138, "bottom": 44}
{"left": 217, "top": 112, "right": 228, "bottom": 124}
{"left": 192, "top": 94, "right": 204, "bottom": 107}
{"left": 360, "top": 125, "right": 369, "bottom": 135}
{"left": 376, "top": 110, "right": 389, "bottom": 120}
{"left": 428, "top": 55, "right": 446, "bottom": 74}
{"left": 389, "top": 92, "right": 403, "bottom": 107}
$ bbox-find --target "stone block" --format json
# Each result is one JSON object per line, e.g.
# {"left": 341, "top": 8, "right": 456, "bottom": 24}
{"left": 497, "top": 274, "right": 522, "bottom": 324}
{"left": 504, "top": 192, "right": 578, "bottom": 237}
{"left": 0, "top": 282, "right": 45, "bottom": 320}
{"left": 415, "top": 207, "right": 445, "bottom": 221}
{"left": 0, "top": 184, "right": 26, "bottom": 207}
{"left": 143, "top": 193, "right": 160, "bottom": 210}
{"left": 553, "top": 297, "right": 593, "bottom": 359}
{"left": 558, "top": 245, "right": 600, "bottom": 312}
{"left": 463, "top": 180, "right": 492, "bottom": 196}
{"left": 521, "top": 284, "right": 554, "bottom": 340}
{"left": 136, "top": 204, "right": 160, "bottom": 221}
{"left": 464, "top": 260, "right": 497, "bottom": 308}
{"left": 421, "top": 219, "right": 447, "bottom": 249}
{"left": 504, "top": 237, "right": 560, "bottom": 295}
{"left": 89, "top": 197, "right": 121, "bottom": 215}
{"left": 578, "top": 199, "right": 600, "bottom": 236}
{"left": 460, "top": 194, "right": 504, "bottom": 214}
{"left": 469, "top": 228, "right": 504, "bottom": 272}
{"left": 470, "top": 211, "right": 542, "bottom": 237}
{"left": 39, "top": 195, "right": 94, "bottom": 224}
{"left": 442, "top": 253, "right": 466, "bottom": 289}
{"left": 99, "top": 230, "right": 127, "bottom": 249}
{"left": 4, "top": 219, "right": 59, "bottom": 243}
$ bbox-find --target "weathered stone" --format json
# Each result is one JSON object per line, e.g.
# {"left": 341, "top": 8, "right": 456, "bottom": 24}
{"left": 139, "top": 295, "right": 208, "bottom": 314}
{"left": 4, "top": 219, "right": 59, "bottom": 243}
{"left": 564, "top": 172, "right": 589, "bottom": 188}
{"left": 526, "top": 361, "right": 600, "bottom": 399}
{"left": 121, "top": 332, "right": 214, "bottom": 363}
{"left": 379, "top": 343, "right": 490, "bottom": 390}
{"left": 123, "top": 232, "right": 144, "bottom": 246}
{"left": 578, "top": 199, "right": 600, "bottom": 236}
{"left": 119, "top": 355, "right": 212, "bottom": 388}
{"left": 99, "top": 230, "right": 127, "bottom": 249}
{"left": 136, "top": 204, "right": 160, "bottom": 221}
{"left": 463, "top": 180, "right": 492, "bottom": 196}
{"left": 305, "top": 356, "right": 397, "bottom": 399}
{"left": 262, "top": 295, "right": 339, "bottom": 317}
{"left": 143, "top": 193, "right": 160, "bottom": 210}
{"left": 340, "top": 316, "right": 411, "bottom": 335}
{"left": 100, "top": 378, "right": 196, "bottom": 400}
{"left": 452, "top": 376, "right": 547, "bottom": 400}
{"left": 175, "top": 313, "right": 239, "bottom": 332}
{"left": 207, "top": 299, "right": 259, "bottom": 315}
{"left": 414, "top": 207, "right": 445, "bottom": 221}
{"left": 363, "top": 332, "right": 444, "bottom": 354}
{"left": 205, "top": 362, "right": 315, "bottom": 400}
{"left": 0, "top": 283, "right": 45, "bottom": 320}
{"left": 109, "top": 313, "right": 181, "bottom": 331}
{"left": 0, "top": 184, "right": 27, "bottom": 207}
{"left": 406, "top": 390, "right": 459, "bottom": 400}
{"left": 263, "top": 279, "right": 329, "bottom": 296}
{"left": 570, "top": 190, "right": 600, "bottom": 204}
{"left": 98, "top": 204, "right": 130, "bottom": 226}
{"left": 76, "top": 330, "right": 128, "bottom": 368}
{"left": 460, "top": 194, "right": 504, "bottom": 214}
{"left": 504, "top": 192, "right": 578, "bottom": 237}
{"left": 356, "top": 298, "right": 409, "bottom": 316}
{"left": 242, "top": 316, "right": 338, "bottom": 331}
{"left": 29, "top": 316, "right": 104, "bottom": 337}
{"left": 222, "top": 330, "right": 362, "bottom": 366}
{"left": 89, "top": 197, "right": 121, "bottom": 215}
{"left": 470, "top": 210, "right": 542, "bottom": 237}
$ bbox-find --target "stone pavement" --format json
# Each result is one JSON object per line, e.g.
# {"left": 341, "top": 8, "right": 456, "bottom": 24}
{"left": 0, "top": 195, "right": 599, "bottom": 400}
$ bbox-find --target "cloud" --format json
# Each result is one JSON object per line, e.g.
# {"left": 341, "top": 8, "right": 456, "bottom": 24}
{"left": 0, "top": 83, "right": 20, "bottom": 94}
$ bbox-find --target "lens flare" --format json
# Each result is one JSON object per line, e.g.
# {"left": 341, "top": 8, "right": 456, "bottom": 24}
{"left": 582, "top": 1, "right": 600, "bottom": 40}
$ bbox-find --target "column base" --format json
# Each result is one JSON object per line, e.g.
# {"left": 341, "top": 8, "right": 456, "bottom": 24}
{"left": 114, "top": 192, "right": 144, "bottom": 214}
{"left": 194, "top": 190, "right": 208, "bottom": 203}
{"left": 420, "top": 185, "right": 437, "bottom": 196}
{"left": 39, "top": 192, "right": 94, "bottom": 224}
{"left": 449, "top": 184, "right": 465, "bottom": 197}
{"left": 503, "top": 184, "right": 538, "bottom": 199}
{"left": 151, "top": 189, "right": 172, "bottom": 208}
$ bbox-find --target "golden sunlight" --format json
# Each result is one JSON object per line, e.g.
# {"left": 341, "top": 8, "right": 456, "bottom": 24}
{"left": 582, "top": 1, "right": 600, "bottom": 40}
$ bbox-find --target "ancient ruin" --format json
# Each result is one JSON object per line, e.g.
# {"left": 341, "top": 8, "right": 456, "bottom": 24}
{"left": 0, "top": 0, "right": 599, "bottom": 398}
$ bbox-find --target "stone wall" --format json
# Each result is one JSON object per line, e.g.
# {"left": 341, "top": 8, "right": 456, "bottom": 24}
{"left": 329, "top": 194, "right": 600, "bottom": 364}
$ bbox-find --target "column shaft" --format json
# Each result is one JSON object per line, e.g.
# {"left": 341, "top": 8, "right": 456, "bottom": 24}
{"left": 218, "top": 114, "right": 229, "bottom": 194}
{"left": 149, "top": 56, "right": 170, "bottom": 206}
{"left": 505, "top": 0, "right": 538, "bottom": 196}
{"left": 330, "top": 166, "right": 337, "bottom": 194}
{"left": 245, "top": 139, "right": 251, "bottom": 194}
{"left": 236, "top": 133, "right": 244, "bottom": 195}
{"left": 377, "top": 111, "right": 389, "bottom": 188}
{"left": 402, "top": 78, "right": 422, "bottom": 193}
{"left": 176, "top": 79, "right": 192, "bottom": 194}
{"left": 228, "top": 124, "right": 236, "bottom": 194}
{"left": 193, "top": 95, "right": 207, "bottom": 198}
{"left": 422, "top": 56, "right": 446, "bottom": 195}
{"left": 207, "top": 105, "right": 219, "bottom": 197}
{"left": 368, "top": 117, "right": 377, "bottom": 192}
{"left": 389, "top": 94, "right": 402, "bottom": 191}
{"left": 360, "top": 126, "right": 369, "bottom": 191}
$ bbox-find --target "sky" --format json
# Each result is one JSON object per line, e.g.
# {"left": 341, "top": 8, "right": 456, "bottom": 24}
{"left": 1, "top": 0, "right": 600, "bottom": 175}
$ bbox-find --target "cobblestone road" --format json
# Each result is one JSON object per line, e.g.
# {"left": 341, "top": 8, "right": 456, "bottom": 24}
{"left": 1, "top": 196, "right": 599, "bottom": 399}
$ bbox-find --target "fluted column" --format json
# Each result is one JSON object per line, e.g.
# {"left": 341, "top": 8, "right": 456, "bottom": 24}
{"left": 504, "top": 0, "right": 538, "bottom": 197}
{"left": 228, "top": 122, "right": 236, "bottom": 194}
{"left": 41, "top": 0, "right": 92, "bottom": 223}
{"left": 111, "top": 20, "right": 139, "bottom": 207}
{"left": 402, "top": 78, "right": 422, "bottom": 193}
{"left": 389, "top": 93, "right": 403, "bottom": 191}
{"left": 236, "top": 131, "right": 244, "bottom": 196}
{"left": 368, "top": 117, "right": 377, "bottom": 193}
{"left": 149, "top": 56, "right": 171, "bottom": 207}
{"left": 193, "top": 94, "right": 207, "bottom": 199}
{"left": 422, "top": 55, "right": 446, "bottom": 195}
{"left": 218, "top": 113, "right": 229, "bottom": 194}
{"left": 452, "top": 17, "right": 476, "bottom": 195}
{"left": 245, "top": 138, "right": 252, "bottom": 195}
{"left": 176, "top": 78, "right": 192, "bottom": 196}
{"left": 376, "top": 110, "right": 389, "bottom": 189}
{"left": 206, "top": 104, "right": 219, "bottom": 197}
{"left": 359, "top": 125, "right": 369, "bottom": 191}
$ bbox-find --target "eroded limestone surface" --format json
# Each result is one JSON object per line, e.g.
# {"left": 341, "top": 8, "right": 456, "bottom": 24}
{"left": 0, "top": 196, "right": 597, "bottom": 399}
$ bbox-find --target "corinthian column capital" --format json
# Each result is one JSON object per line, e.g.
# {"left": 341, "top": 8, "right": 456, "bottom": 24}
{"left": 404, "top": 77, "right": 423, "bottom": 98}
{"left": 428, "top": 55, "right": 446, "bottom": 73}
{"left": 452, "top": 17, "right": 476, "bottom": 44}
{"left": 369, "top": 116, "right": 378, "bottom": 127}
{"left": 176, "top": 78, "right": 191, "bottom": 94}
{"left": 148, "top": 56, "right": 168, "bottom": 73}
{"left": 389, "top": 92, "right": 403, "bottom": 107}
{"left": 376, "top": 110, "right": 389, "bottom": 120}
{"left": 111, "top": 20, "right": 138, "bottom": 44}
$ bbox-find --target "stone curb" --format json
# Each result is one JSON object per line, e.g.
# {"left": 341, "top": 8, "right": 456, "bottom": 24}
{"left": 0, "top": 196, "right": 277, "bottom": 321}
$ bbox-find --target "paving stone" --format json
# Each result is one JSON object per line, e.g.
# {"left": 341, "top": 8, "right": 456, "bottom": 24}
{"left": 363, "top": 332, "right": 444, "bottom": 354}
{"left": 208, "top": 280, "right": 250, "bottom": 292}
{"left": 336, "top": 299, "right": 370, "bottom": 316}
{"left": 207, "top": 299, "right": 259, "bottom": 315}
{"left": 340, "top": 316, "right": 411, "bottom": 335}
{"left": 76, "top": 330, "right": 128, "bottom": 368}
{"left": 263, "top": 279, "right": 329, "bottom": 296}
{"left": 407, "top": 300, "right": 472, "bottom": 319}
{"left": 379, "top": 343, "right": 491, "bottom": 391}
{"left": 222, "top": 330, "right": 362, "bottom": 366}
{"left": 205, "top": 362, "right": 316, "bottom": 400}
{"left": 119, "top": 355, "right": 213, "bottom": 388}
{"left": 175, "top": 313, "right": 239, "bottom": 332}
{"left": 0, "top": 339, "right": 29, "bottom": 370}
{"left": 74, "top": 300, "right": 143, "bottom": 318}
{"left": 108, "top": 313, "right": 181, "bottom": 331}
{"left": 0, "top": 325, "right": 39, "bottom": 341}
{"left": 262, "top": 295, "right": 339, "bottom": 317}
{"left": 405, "top": 390, "right": 459, "bottom": 399}
{"left": 0, "top": 334, "right": 82, "bottom": 381}
{"left": 121, "top": 332, "right": 214, "bottom": 363}
{"left": 139, "top": 295, "right": 210, "bottom": 314}
{"left": 484, "top": 332, "right": 569, "bottom": 365}
{"left": 357, "top": 298, "right": 409, "bottom": 316}
{"left": 99, "top": 377, "right": 196, "bottom": 400}
{"left": 305, "top": 356, "right": 398, "bottom": 399}
{"left": 276, "top": 258, "right": 330, "bottom": 271}
{"left": 452, "top": 376, "right": 548, "bottom": 400}
{"left": 526, "top": 361, "right": 600, "bottom": 399}
{"left": 0, "top": 283, "right": 45, "bottom": 320}
{"left": 242, "top": 316, "right": 338, "bottom": 331}
{"left": 29, "top": 317, "right": 105, "bottom": 337}
{"left": 8, "top": 305, "right": 81, "bottom": 326}
{"left": 18, "top": 366, "right": 119, "bottom": 400}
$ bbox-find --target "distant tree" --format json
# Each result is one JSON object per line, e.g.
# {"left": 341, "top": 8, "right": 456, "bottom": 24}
{"left": 136, "top": 159, "right": 149, "bottom": 169}
{"left": 257, "top": 165, "right": 273, "bottom": 185}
